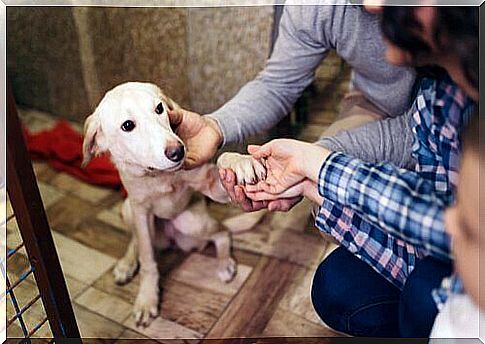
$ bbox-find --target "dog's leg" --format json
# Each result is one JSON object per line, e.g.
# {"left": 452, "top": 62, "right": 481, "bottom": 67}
{"left": 209, "top": 231, "right": 236, "bottom": 283}
{"left": 113, "top": 199, "right": 140, "bottom": 285}
{"left": 131, "top": 203, "right": 159, "bottom": 327}
{"left": 113, "top": 236, "right": 139, "bottom": 285}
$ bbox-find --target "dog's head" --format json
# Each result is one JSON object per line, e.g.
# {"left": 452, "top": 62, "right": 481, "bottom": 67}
{"left": 82, "top": 82, "right": 185, "bottom": 174}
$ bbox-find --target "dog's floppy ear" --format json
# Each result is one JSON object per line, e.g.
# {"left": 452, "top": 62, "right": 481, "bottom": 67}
{"left": 160, "top": 92, "right": 181, "bottom": 111}
{"left": 81, "top": 112, "right": 105, "bottom": 168}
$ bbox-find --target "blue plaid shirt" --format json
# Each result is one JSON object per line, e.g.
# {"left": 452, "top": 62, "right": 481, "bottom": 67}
{"left": 315, "top": 77, "right": 474, "bottom": 299}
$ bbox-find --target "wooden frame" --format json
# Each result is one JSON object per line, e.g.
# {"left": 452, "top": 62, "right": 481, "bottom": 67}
{"left": 6, "top": 82, "right": 82, "bottom": 341}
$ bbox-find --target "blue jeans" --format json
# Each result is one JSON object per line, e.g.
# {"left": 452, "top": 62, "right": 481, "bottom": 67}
{"left": 311, "top": 247, "right": 452, "bottom": 337}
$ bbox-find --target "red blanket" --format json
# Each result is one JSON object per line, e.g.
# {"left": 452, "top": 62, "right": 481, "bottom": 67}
{"left": 24, "top": 120, "right": 124, "bottom": 193}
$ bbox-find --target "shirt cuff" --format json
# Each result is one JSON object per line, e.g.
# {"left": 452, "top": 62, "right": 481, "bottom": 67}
{"left": 205, "top": 113, "right": 228, "bottom": 148}
{"left": 318, "top": 151, "right": 361, "bottom": 205}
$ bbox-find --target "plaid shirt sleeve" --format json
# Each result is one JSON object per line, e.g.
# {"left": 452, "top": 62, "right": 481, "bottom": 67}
{"left": 317, "top": 152, "right": 451, "bottom": 260}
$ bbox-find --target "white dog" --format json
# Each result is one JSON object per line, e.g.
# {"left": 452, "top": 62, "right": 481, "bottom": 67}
{"left": 82, "top": 82, "right": 265, "bottom": 326}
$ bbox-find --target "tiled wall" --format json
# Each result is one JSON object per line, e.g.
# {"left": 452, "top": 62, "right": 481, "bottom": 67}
{"left": 7, "top": 6, "right": 273, "bottom": 121}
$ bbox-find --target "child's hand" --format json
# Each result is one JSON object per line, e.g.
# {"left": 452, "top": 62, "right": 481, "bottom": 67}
{"left": 248, "top": 139, "right": 331, "bottom": 194}
{"left": 246, "top": 179, "right": 323, "bottom": 205}
{"left": 245, "top": 180, "right": 308, "bottom": 201}
{"left": 219, "top": 168, "right": 303, "bottom": 212}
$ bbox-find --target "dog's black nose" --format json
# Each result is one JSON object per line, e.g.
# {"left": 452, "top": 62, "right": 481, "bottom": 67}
{"left": 165, "top": 143, "right": 185, "bottom": 163}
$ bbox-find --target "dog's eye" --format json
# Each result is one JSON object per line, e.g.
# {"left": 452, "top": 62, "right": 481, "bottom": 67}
{"left": 155, "top": 103, "right": 164, "bottom": 115}
{"left": 121, "top": 120, "right": 136, "bottom": 132}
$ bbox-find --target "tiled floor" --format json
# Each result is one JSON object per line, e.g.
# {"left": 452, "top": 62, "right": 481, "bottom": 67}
{"left": 6, "top": 54, "right": 351, "bottom": 341}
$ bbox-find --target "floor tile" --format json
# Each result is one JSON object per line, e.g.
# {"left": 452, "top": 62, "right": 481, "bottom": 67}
{"left": 206, "top": 257, "right": 300, "bottom": 338}
{"left": 6, "top": 218, "right": 22, "bottom": 249}
{"left": 75, "top": 287, "right": 132, "bottom": 324}
{"left": 124, "top": 314, "right": 202, "bottom": 340}
{"left": 278, "top": 267, "right": 324, "bottom": 326}
{"left": 93, "top": 249, "right": 188, "bottom": 305}
{"left": 32, "top": 161, "right": 58, "bottom": 183}
{"left": 262, "top": 307, "right": 337, "bottom": 337}
{"left": 232, "top": 226, "right": 326, "bottom": 269}
{"left": 96, "top": 201, "right": 129, "bottom": 233}
{"left": 159, "top": 279, "right": 230, "bottom": 335}
{"left": 64, "top": 275, "right": 89, "bottom": 300}
{"left": 115, "top": 329, "right": 155, "bottom": 342}
{"left": 47, "top": 194, "right": 100, "bottom": 234}
{"left": 51, "top": 172, "right": 114, "bottom": 204}
{"left": 69, "top": 218, "right": 131, "bottom": 260}
{"left": 93, "top": 268, "right": 140, "bottom": 305}
{"left": 169, "top": 253, "right": 252, "bottom": 297}
{"left": 6, "top": 247, "right": 31, "bottom": 280}
{"left": 51, "top": 231, "right": 116, "bottom": 285}
{"left": 73, "top": 303, "right": 126, "bottom": 339}
{"left": 38, "top": 181, "right": 65, "bottom": 209}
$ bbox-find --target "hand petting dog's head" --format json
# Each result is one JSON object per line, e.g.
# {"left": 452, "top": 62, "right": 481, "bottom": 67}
{"left": 82, "top": 82, "right": 185, "bottom": 175}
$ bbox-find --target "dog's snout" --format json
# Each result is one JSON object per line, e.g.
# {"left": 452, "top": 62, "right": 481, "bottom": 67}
{"left": 165, "top": 143, "right": 185, "bottom": 163}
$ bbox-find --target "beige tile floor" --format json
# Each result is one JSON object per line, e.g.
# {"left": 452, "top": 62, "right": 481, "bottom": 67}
{"left": 6, "top": 53, "right": 351, "bottom": 341}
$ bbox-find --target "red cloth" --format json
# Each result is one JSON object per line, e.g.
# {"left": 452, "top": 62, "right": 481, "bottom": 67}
{"left": 24, "top": 120, "right": 125, "bottom": 194}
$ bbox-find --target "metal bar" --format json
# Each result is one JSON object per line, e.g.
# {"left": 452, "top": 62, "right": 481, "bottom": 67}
{"left": 7, "top": 267, "right": 34, "bottom": 292}
{"left": 6, "top": 81, "right": 81, "bottom": 340}
{"left": 7, "top": 242, "right": 25, "bottom": 259}
{"left": 6, "top": 275, "right": 29, "bottom": 338}
{"left": 7, "top": 293, "right": 41, "bottom": 328}
{"left": 27, "top": 316, "right": 48, "bottom": 337}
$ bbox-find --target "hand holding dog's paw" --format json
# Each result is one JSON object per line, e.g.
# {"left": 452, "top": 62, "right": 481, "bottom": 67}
{"left": 217, "top": 152, "right": 266, "bottom": 185}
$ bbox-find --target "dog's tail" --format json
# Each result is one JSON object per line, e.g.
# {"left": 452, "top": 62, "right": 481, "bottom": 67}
{"left": 222, "top": 210, "right": 267, "bottom": 233}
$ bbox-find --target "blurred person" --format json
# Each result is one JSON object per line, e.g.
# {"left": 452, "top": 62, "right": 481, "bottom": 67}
{"left": 428, "top": 113, "right": 484, "bottom": 341}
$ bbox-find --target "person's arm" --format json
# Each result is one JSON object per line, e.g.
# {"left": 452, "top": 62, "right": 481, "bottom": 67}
{"left": 207, "top": 5, "right": 330, "bottom": 145}
{"left": 316, "top": 111, "right": 416, "bottom": 170}
{"left": 317, "top": 152, "right": 450, "bottom": 260}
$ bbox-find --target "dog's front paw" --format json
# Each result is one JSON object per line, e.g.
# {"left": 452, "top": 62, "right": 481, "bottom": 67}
{"left": 133, "top": 291, "right": 159, "bottom": 327}
{"left": 113, "top": 259, "right": 139, "bottom": 285}
{"left": 217, "top": 152, "right": 266, "bottom": 185}
{"left": 217, "top": 257, "right": 237, "bottom": 283}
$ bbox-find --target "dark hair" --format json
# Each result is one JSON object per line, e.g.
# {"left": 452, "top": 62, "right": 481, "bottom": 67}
{"left": 381, "top": 7, "right": 478, "bottom": 89}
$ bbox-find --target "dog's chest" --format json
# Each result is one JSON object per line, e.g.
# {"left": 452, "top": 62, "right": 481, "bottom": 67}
{"left": 122, "top": 173, "right": 193, "bottom": 218}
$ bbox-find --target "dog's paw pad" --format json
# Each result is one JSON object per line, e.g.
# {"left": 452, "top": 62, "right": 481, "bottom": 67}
{"left": 218, "top": 257, "right": 237, "bottom": 283}
{"left": 113, "top": 260, "right": 138, "bottom": 285}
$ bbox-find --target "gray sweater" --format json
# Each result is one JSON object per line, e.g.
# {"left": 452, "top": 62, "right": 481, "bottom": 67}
{"left": 207, "top": 4, "right": 416, "bottom": 145}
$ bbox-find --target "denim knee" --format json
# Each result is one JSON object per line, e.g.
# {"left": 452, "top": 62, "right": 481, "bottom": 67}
{"left": 311, "top": 257, "right": 346, "bottom": 333}
{"left": 311, "top": 248, "right": 400, "bottom": 337}
{"left": 399, "top": 257, "right": 452, "bottom": 337}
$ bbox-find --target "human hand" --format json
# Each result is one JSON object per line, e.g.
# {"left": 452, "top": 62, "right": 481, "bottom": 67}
{"left": 247, "top": 139, "right": 331, "bottom": 195}
{"left": 245, "top": 179, "right": 323, "bottom": 205}
{"left": 219, "top": 168, "right": 303, "bottom": 212}
{"left": 168, "top": 109, "right": 223, "bottom": 169}
{"left": 245, "top": 179, "right": 309, "bottom": 201}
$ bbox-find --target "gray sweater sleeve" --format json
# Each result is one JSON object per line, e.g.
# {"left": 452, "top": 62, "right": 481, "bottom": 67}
{"left": 207, "top": 6, "right": 329, "bottom": 145}
{"left": 316, "top": 112, "right": 416, "bottom": 170}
